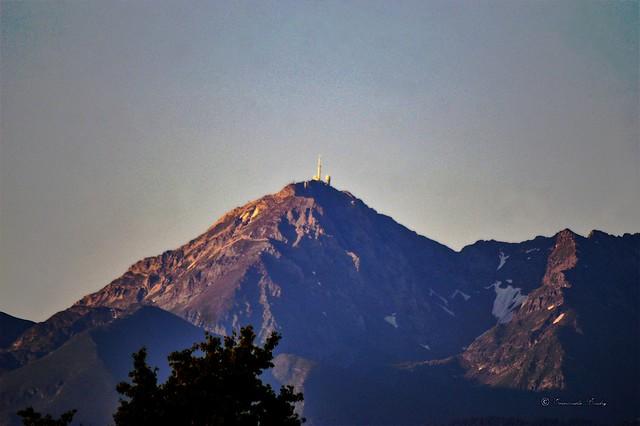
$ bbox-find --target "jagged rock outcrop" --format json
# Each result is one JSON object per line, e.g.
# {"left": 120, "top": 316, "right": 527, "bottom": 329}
{"left": 460, "top": 229, "right": 639, "bottom": 394}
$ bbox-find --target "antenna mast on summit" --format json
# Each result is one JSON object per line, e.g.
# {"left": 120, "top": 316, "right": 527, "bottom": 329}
{"left": 309, "top": 155, "right": 330, "bottom": 186}
{"left": 314, "top": 155, "right": 322, "bottom": 181}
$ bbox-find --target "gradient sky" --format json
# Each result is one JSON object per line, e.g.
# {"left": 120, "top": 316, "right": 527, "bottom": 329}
{"left": 1, "top": 0, "right": 638, "bottom": 321}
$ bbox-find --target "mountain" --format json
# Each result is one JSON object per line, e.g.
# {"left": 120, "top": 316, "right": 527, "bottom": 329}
{"left": 1, "top": 180, "right": 638, "bottom": 425}
{"left": 0, "top": 306, "right": 205, "bottom": 426}
{"left": 69, "top": 180, "right": 479, "bottom": 363}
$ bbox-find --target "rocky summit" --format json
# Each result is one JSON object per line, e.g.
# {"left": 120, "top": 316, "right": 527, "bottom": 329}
{"left": 1, "top": 181, "right": 638, "bottom": 425}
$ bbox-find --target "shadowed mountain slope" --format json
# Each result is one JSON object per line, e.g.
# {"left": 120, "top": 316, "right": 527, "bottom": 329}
{"left": 0, "top": 313, "right": 37, "bottom": 372}
{"left": 0, "top": 312, "right": 34, "bottom": 349}
{"left": 0, "top": 306, "right": 205, "bottom": 426}
{"left": 305, "top": 230, "right": 639, "bottom": 425}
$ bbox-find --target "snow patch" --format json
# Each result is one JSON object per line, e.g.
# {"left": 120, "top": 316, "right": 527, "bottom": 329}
{"left": 384, "top": 313, "right": 399, "bottom": 328}
{"left": 451, "top": 289, "right": 471, "bottom": 301}
{"left": 429, "top": 288, "right": 448, "bottom": 305}
{"left": 420, "top": 344, "right": 431, "bottom": 350}
{"left": 439, "top": 304, "right": 456, "bottom": 317}
{"left": 506, "top": 279, "right": 513, "bottom": 284}
{"left": 497, "top": 251, "right": 510, "bottom": 270}
{"left": 525, "top": 248, "right": 540, "bottom": 253}
{"left": 486, "top": 281, "right": 527, "bottom": 323}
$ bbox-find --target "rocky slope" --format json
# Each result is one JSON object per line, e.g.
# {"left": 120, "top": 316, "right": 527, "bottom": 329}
{"left": 460, "top": 229, "right": 639, "bottom": 397}
{"left": 461, "top": 229, "right": 580, "bottom": 390}
{"left": 67, "top": 180, "right": 477, "bottom": 363}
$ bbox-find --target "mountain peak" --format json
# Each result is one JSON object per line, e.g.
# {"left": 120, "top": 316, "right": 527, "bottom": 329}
{"left": 278, "top": 180, "right": 362, "bottom": 206}
{"left": 208, "top": 180, "right": 359, "bottom": 229}
{"left": 72, "top": 179, "right": 455, "bottom": 355}
{"left": 201, "top": 180, "right": 368, "bottom": 249}
{"left": 555, "top": 228, "right": 579, "bottom": 239}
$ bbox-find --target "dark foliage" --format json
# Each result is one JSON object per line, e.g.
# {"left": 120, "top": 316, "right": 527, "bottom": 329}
{"left": 16, "top": 407, "right": 76, "bottom": 426}
{"left": 114, "top": 325, "right": 304, "bottom": 426}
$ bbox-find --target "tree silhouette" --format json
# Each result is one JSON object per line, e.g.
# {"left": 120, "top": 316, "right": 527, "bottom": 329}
{"left": 113, "top": 347, "right": 163, "bottom": 425}
{"left": 16, "top": 407, "right": 76, "bottom": 426}
{"left": 114, "top": 325, "right": 304, "bottom": 426}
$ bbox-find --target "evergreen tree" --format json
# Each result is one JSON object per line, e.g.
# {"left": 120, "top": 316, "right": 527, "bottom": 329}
{"left": 112, "top": 348, "right": 163, "bottom": 425}
{"left": 113, "top": 325, "right": 304, "bottom": 426}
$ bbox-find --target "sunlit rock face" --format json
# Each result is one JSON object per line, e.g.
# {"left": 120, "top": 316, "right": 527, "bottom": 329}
{"left": 461, "top": 230, "right": 579, "bottom": 390}
{"left": 460, "top": 229, "right": 639, "bottom": 394}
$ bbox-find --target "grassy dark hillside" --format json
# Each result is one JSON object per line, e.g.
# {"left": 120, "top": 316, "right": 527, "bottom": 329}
{"left": 0, "top": 307, "right": 205, "bottom": 426}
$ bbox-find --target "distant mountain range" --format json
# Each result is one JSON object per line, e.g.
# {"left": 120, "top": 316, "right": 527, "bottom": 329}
{"left": 1, "top": 181, "right": 638, "bottom": 425}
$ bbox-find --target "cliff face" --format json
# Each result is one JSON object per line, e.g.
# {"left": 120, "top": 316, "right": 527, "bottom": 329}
{"left": 461, "top": 230, "right": 578, "bottom": 390}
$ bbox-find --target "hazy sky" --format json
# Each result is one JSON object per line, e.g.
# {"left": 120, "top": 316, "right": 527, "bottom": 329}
{"left": 1, "top": 0, "right": 638, "bottom": 321}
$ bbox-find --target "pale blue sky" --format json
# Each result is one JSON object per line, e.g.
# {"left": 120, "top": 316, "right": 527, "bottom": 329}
{"left": 1, "top": 0, "right": 638, "bottom": 321}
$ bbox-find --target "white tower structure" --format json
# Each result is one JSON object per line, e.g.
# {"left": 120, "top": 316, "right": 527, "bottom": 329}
{"left": 310, "top": 155, "right": 330, "bottom": 185}
{"left": 313, "top": 155, "right": 322, "bottom": 181}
